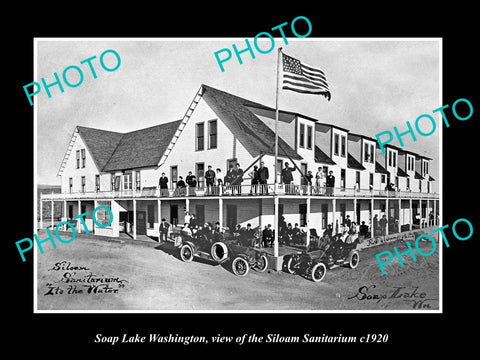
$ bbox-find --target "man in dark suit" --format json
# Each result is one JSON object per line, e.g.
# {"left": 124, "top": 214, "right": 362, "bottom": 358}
{"left": 159, "top": 218, "right": 170, "bottom": 242}
{"left": 232, "top": 163, "right": 244, "bottom": 194}
{"left": 281, "top": 162, "right": 296, "bottom": 194}
{"left": 325, "top": 170, "right": 335, "bottom": 196}
{"left": 186, "top": 171, "right": 194, "bottom": 187}
{"left": 258, "top": 161, "right": 269, "bottom": 194}
{"left": 159, "top": 172, "right": 168, "bottom": 196}
{"left": 205, "top": 165, "right": 216, "bottom": 194}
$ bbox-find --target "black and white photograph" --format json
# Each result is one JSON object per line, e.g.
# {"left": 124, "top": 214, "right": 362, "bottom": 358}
{"left": 7, "top": 7, "right": 478, "bottom": 354}
{"left": 34, "top": 38, "right": 441, "bottom": 312}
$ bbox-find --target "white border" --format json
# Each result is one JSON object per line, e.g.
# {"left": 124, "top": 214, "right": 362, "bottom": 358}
{"left": 33, "top": 37, "right": 443, "bottom": 314}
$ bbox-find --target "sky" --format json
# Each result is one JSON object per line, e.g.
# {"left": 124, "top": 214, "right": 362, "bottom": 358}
{"left": 35, "top": 38, "right": 441, "bottom": 190}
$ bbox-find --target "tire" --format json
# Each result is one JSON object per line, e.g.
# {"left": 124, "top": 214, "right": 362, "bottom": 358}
{"left": 348, "top": 250, "right": 360, "bottom": 269}
{"left": 180, "top": 244, "right": 194, "bottom": 262}
{"left": 232, "top": 257, "right": 249, "bottom": 277}
{"left": 255, "top": 254, "right": 269, "bottom": 272}
{"left": 286, "top": 256, "right": 296, "bottom": 274}
{"left": 310, "top": 262, "right": 327, "bottom": 282}
{"left": 211, "top": 242, "right": 229, "bottom": 262}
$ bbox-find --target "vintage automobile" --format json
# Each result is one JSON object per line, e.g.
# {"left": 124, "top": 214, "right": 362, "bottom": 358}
{"left": 174, "top": 226, "right": 269, "bottom": 277}
{"left": 285, "top": 233, "right": 360, "bottom": 282}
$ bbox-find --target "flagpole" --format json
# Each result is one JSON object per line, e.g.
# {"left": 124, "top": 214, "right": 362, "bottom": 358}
{"left": 273, "top": 47, "right": 282, "bottom": 260}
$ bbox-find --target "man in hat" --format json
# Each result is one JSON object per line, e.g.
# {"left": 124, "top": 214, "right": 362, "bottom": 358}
{"left": 159, "top": 218, "right": 170, "bottom": 243}
{"left": 326, "top": 170, "right": 335, "bottom": 196}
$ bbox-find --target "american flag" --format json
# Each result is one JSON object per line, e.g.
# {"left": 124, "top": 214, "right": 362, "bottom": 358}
{"left": 282, "top": 53, "right": 331, "bottom": 101}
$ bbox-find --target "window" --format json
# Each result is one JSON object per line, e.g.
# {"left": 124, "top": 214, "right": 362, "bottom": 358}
{"left": 388, "top": 151, "right": 392, "bottom": 166}
{"left": 393, "top": 152, "right": 397, "bottom": 167}
{"left": 81, "top": 176, "right": 85, "bottom": 192}
{"left": 196, "top": 205, "right": 205, "bottom": 225}
{"left": 135, "top": 171, "right": 141, "bottom": 190}
{"left": 395, "top": 176, "right": 399, "bottom": 189}
{"left": 381, "top": 174, "right": 386, "bottom": 183}
{"left": 76, "top": 150, "right": 80, "bottom": 169}
{"left": 307, "top": 125, "right": 312, "bottom": 149}
{"left": 407, "top": 178, "right": 410, "bottom": 189}
{"left": 369, "top": 173, "right": 374, "bottom": 188}
{"left": 356, "top": 171, "right": 360, "bottom": 189}
{"left": 299, "top": 123, "right": 305, "bottom": 148}
{"left": 364, "top": 143, "right": 369, "bottom": 162}
{"left": 96, "top": 201, "right": 112, "bottom": 227}
{"left": 370, "top": 144, "right": 374, "bottom": 163}
{"left": 171, "top": 166, "right": 178, "bottom": 188}
{"left": 341, "top": 169, "right": 346, "bottom": 189}
{"left": 301, "top": 163, "right": 308, "bottom": 185}
{"left": 69, "top": 178, "right": 73, "bottom": 193}
{"left": 334, "top": 134, "right": 339, "bottom": 155}
{"left": 341, "top": 135, "right": 346, "bottom": 157}
{"left": 123, "top": 172, "right": 132, "bottom": 190}
{"left": 276, "top": 159, "right": 283, "bottom": 183}
{"left": 299, "top": 204, "right": 307, "bottom": 227}
{"left": 147, "top": 204, "right": 155, "bottom": 229}
{"left": 81, "top": 149, "right": 86, "bottom": 168}
{"left": 95, "top": 174, "right": 100, "bottom": 192}
{"left": 196, "top": 163, "right": 205, "bottom": 188}
{"left": 196, "top": 122, "right": 204, "bottom": 151}
{"left": 111, "top": 174, "right": 115, "bottom": 191}
{"left": 208, "top": 120, "right": 217, "bottom": 149}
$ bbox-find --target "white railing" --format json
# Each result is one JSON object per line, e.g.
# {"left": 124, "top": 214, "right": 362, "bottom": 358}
{"left": 40, "top": 184, "right": 439, "bottom": 200}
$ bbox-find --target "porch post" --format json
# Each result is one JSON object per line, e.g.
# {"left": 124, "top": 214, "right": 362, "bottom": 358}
{"left": 433, "top": 198, "right": 437, "bottom": 226}
{"left": 51, "top": 200, "right": 54, "bottom": 229}
{"left": 409, "top": 198, "right": 413, "bottom": 230}
{"left": 185, "top": 198, "right": 190, "bottom": 213}
{"left": 305, "top": 197, "right": 311, "bottom": 248}
{"left": 385, "top": 198, "right": 389, "bottom": 236}
{"left": 133, "top": 199, "right": 137, "bottom": 240}
{"left": 370, "top": 198, "right": 374, "bottom": 239}
{"left": 273, "top": 196, "right": 279, "bottom": 257}
{"left": 332, "top": 198, "right": 336, "bottom": 235}
{"left": 419, "top": 199, "right": 423, "bottom": 229}
{"left": 218, "top": 197, "right": 223, "bottom": 230}
{"left": 398, "top": 199, "right": 401, "bottom": 233}
{"left": 427, "top": 199, "right": 430, "bottom": 227}
{"left": 39, "top": 200, "right": 43, "bottom": 229}
{"left": 157, "top": 198, "right": 162, "bottom": 226}
{"left": 353, "top": 197, "right": 357, "bottom": 225}
{"left": 63, "top": 200, "right": 67, "bottom": 231}
{"left": 77, "top": 200, "right": 81, "bottom": 233}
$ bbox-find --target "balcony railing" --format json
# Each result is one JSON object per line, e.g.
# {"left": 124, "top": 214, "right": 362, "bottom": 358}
{"left": 41, "top": 184, "right": 439, "bottom": 201}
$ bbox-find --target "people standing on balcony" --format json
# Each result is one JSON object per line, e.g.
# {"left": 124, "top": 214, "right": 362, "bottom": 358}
{"left": 176, "top": 176, "right": 186, "bottom": 196}
{"left": 205, "top": 165, "right": 216, "bottom": 195}
{"left": 316, "top": 167, "right": 325, "bottom": 194}
{"left": 326, "top": 170, "right": 335, "bottom": 196}
{"left": 281, "top": 162, "right": 296, "bottom": 194}
{"left": 305, "top": 170, "right": 313, "bottom": 194}
{"left": 248, "top": 165, "right": 259, "bottom": 195}
{"left": 224, "top": 164, "right": 235, "bottom": 195}
{"left": 216, "top": 168, "right": 223, "bottom": 192}
{"left": 159, "top": 172, "right": 169, "bottom": 196}
{"left": 258, "top": 161, "right": 269, "bottom": 194}
{"left": 186, "top": 171, "right": 195, "bottom": 188}
{"left": 232, "top": 163, "right": 244, "bottom": 195}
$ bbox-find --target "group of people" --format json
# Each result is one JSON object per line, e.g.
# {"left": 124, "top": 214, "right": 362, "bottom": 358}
{"left": 157, "top": 163, "right": 337, "bottom": 196}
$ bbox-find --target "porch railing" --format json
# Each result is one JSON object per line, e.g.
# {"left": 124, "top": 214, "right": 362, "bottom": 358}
{"left": 40, "top": 184, "right": 439, "bottom": 200}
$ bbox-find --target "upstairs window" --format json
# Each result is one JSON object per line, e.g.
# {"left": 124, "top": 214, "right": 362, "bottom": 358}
{"left": 135, "top": 171, "right": 141, "bottom": 190}
{"left": 299, "top": 123, "right": 305, "bottom": 148}
{"left": 208, "top": 120, "right": 217, "bottom": 149}
{"left": 341, "top": 135, "right": 346, "bottom": 157}
{"left": 306, "top": 125, "right": 312, "bottom": 150}
{"left": 95, "top": 174, "right": 100, "bottom": 192}
{"left": 76, "top": 150, "right": 80, "bottom": 169}
{"left": 369, "top": 144, "right": 374, "bottom": 163}
{"left": 69, "top": 177, "right": 73, "bottom": 193}
{"left": 334, "top": 134, "right": 339, "bottom": 156}
{"left": 196, "top": 122, "right": 204, "bottom": 151}
{"left": 81, "top": 176, "right": 86, "bottom": 192}
{"left": 81, "top": 149, "right": 86, "bottom": 168}
{"left": 123, "top": 172, "right": 132, "bottom": 190}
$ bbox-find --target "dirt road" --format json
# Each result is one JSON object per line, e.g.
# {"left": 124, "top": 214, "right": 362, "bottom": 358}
{"left": 36, "top": 230, "right": 439, "bottom": 311}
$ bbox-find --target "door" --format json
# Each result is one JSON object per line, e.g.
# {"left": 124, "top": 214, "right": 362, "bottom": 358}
{"left": 226, "top": 204, "right": 237, "bottom": 232}
{"left": 136, "top": 211, "right": 147, "bottom": 235}
{"left": 170, "top": 204, "right": 178, "bottom": 226}
{"left": 196, "top": 163, "right": 205, "bottom": 189}
{"left": 340, "top": 169, "right": 346, "bottom": 189}
{"left": 300, "top": 163, "right": 308, "bottom": 185}
{"left": 195, "top": 204, "right": 205, "bottom": 225}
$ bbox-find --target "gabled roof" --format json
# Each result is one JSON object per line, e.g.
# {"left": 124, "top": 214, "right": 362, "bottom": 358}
{"left": 375, "top": 161, "right": 389, "bottom": 175}
{"left": 102, "top": 121, "right": 182, "bottom": 172}
{"left": 314, "top": 146, "right": 336, "bottom": 165}
{"left": 201, "top": 85, "right": 302, "bottom": 160}
{"left": 347, "top": 153, "right": 365, "bottom": 170}
{"left": 76, "top": 126, "right": 124, "bottom": 172}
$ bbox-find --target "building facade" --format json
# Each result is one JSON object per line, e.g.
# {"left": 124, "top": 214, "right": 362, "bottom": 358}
{"left": 40, "top": 84, "right": 439, "bottom": 269}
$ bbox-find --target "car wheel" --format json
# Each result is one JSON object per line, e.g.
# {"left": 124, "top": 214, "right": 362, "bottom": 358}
{"left": 286, "top": 256, "right": 296, "bottom": 274}
{"left": 348, "top": 250, "right": 360, "bottom": 269}
{"left": 310, "top": 262, "right": 326, "bottom": 282}
{"left": 211, "top": 242, "right": 229, "bottom": 262}
{"left": 180, "top": 244, "right": 194, "bottom": 262}
{"left": 232, "top": 257, "right": 249, "bottom": 277}
{"left": 255, "top": 254, "right": 269, "bottom": 272}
